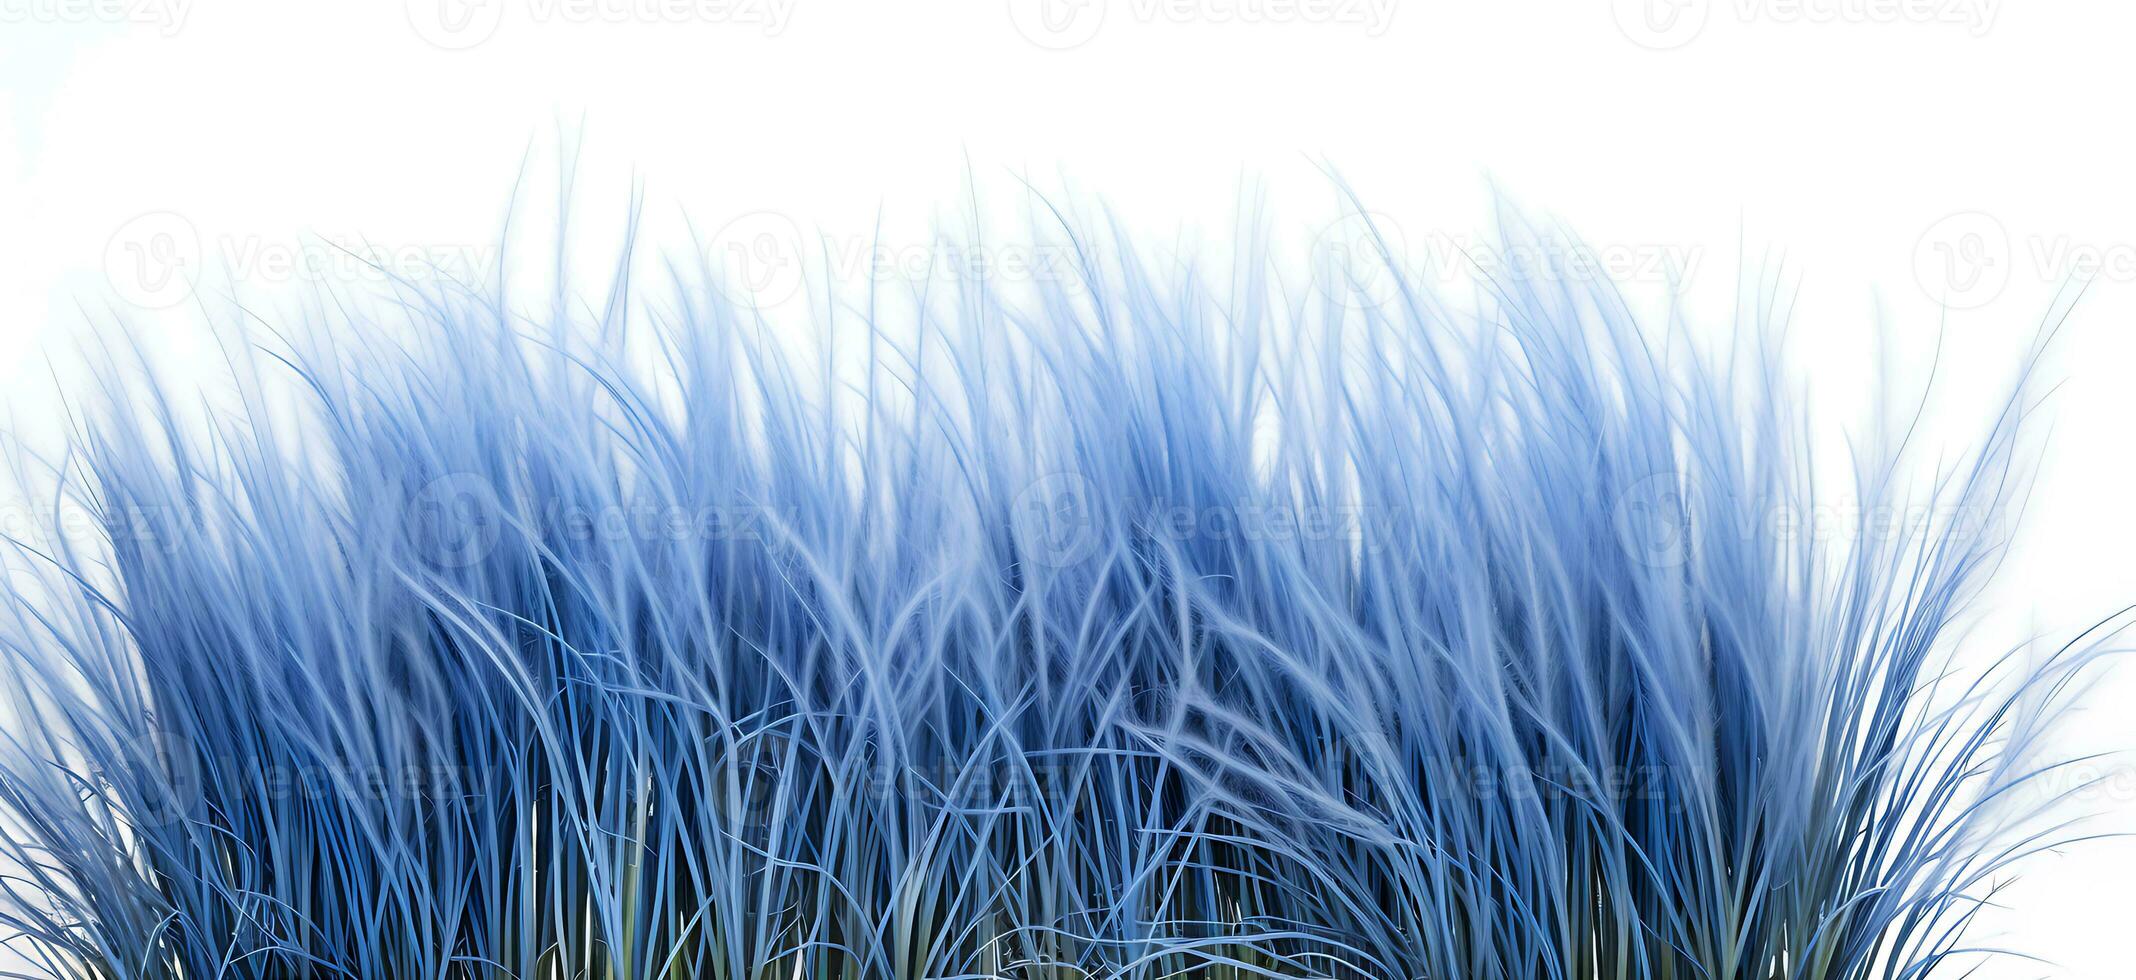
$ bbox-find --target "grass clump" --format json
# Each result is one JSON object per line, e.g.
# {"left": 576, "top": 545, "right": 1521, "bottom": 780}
{"left": 0, "top": 200, "right": 2113, "bottom": 980}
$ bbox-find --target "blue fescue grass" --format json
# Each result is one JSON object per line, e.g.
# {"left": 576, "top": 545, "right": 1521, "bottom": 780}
{"left": 0, "top": 198, "right": 2117, "bottom": 980}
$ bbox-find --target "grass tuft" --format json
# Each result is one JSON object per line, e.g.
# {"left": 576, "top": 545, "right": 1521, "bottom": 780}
{"left": 0, "top": 200, "right": 2116, "bottom": 980}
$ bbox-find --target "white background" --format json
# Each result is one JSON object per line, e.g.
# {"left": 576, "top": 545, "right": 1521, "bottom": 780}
{"left": 3, "top": 0, "right": 2133, "bottom": 975}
